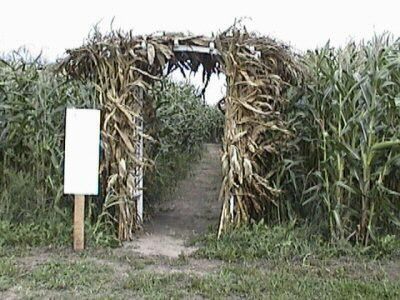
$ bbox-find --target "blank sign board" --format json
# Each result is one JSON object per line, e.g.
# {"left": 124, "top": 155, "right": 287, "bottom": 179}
{"left": 64, "top": 108, "right": 101, "bottom": 195}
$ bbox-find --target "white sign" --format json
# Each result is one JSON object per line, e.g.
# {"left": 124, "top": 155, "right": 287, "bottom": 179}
{"left": 64, "top": 108, "right": 101, "bottom": 195}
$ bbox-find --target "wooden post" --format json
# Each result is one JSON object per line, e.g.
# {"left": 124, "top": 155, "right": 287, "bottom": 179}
{"left": 73, "top": 195, "right": 85, "bottom": 251}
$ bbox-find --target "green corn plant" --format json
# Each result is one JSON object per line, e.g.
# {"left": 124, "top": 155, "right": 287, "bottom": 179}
{"left": 285, "top": 34, "right": 400, "bottom": 245}
{"left": 0, "top": 52, "right": 98, "bottom": 224}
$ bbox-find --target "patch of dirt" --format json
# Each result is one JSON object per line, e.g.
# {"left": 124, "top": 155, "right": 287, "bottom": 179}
{"left": 144, "top": 258, "right": 223, "bottom": 276}
{"left": 125, "top": 143, "right": 222, "bottom": 258}
{"left": 0, "top": 291, "right": 19, "bottom": 300}
{"left": 126, "top": 234, "right": 197, "bottom": 257}
{"left": 16, "top": 248, "right": 56, "bottom": 271}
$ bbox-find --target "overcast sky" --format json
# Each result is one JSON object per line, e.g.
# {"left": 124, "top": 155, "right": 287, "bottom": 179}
{"left": 1, "top": 0, "right": 399, "bottom": 104}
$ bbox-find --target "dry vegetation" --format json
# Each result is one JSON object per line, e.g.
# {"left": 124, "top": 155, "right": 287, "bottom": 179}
{"left": 60, "top": 23, "right": 302, "bottom": 240}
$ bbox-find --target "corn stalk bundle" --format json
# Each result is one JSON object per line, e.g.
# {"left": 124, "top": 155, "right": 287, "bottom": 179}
{"left": 59, "top": 25, "right": 300, "bottom": 240}
{"left": 216, "top": 29, "right": 301, "bottom": 236}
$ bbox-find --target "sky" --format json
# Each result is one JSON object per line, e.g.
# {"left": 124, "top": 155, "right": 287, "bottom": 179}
{"left": 1, "top": 0, "right": 399, "bottom": 104}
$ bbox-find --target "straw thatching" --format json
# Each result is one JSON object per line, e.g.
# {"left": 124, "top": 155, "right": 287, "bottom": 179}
{"left": 59, "top": 24, "right": 301, "bottom": 240}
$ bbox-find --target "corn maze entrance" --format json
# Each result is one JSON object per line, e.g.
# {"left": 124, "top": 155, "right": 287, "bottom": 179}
{"left": 60, "top": 24, "right": 300, "bottom": 241}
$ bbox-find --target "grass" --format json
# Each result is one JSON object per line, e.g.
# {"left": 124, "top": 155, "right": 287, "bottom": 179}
{"left": 0, "top": 220, "right": 71, "bottom": 248}
{"left": 1, "top": 217, "right": 397, "bottom": 298}
{"left": 0, "top": 238, "right": 398, "bottom": 299}
{"left": 193, "top": 221, "right": 400, "bottom": 262}
{"left": 26, "top": 260, "right": 113, "bottom": 291}
{"left": 0, "top": 257, "right": 20, "bottom": 291}
{"left": 121, "top": 263, "right": 400, "bottom": 299}
{"left": 0, "top": 217, "right": 121, "bottom": 249}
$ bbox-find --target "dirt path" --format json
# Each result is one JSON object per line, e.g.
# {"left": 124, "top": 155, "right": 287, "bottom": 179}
{"left": 125, "top": 143, "right": 222, "bottom": 258}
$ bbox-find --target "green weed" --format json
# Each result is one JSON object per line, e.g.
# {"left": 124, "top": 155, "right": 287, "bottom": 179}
{"left": 194, "top": 221, "right": 400, "bottom": 262}
{"left": 122, "top": 264, "right": 400, "bottom": 299}
{"left": 26, "top": 260, "right": 113, "bottom": 291}
{"left": 0, "top": 257, "right": 19, "bottom": 291}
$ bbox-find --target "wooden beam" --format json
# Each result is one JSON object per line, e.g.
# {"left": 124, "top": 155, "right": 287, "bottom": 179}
{"left": 173, "top": 44, "right": 220, "bottom": 56}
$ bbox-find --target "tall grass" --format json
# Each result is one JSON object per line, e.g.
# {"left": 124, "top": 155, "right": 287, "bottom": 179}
{"left": 283, "top": 34, "right": 400, "bottom": 245}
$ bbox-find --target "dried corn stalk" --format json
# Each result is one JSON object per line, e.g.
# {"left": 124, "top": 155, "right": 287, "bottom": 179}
{"left": 216, "top": 29, "right": 301, "bottom": 236}
{"left": 59, "top": 25, "right": 300, "bottom": 240}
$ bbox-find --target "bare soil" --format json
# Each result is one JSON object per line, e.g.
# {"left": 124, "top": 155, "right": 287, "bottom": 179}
{"left": 126, "top": 143, "right": 222, "bottom": 258}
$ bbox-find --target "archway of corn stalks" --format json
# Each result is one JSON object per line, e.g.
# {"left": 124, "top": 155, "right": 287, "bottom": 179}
{"left": 59, "top": 24, "right": 301, "bottom": 241}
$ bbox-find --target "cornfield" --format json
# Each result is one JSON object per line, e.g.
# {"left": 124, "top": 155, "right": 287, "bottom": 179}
{"left": 0, "top": 52, "right": 98, "bottom": 224}
{"left": 2, "top": 27, "right": 398, "bottom": 247}
{"left": 284, "top": 35, "right": 400, "bottom": 245}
